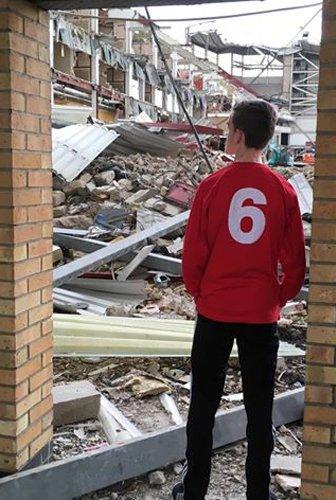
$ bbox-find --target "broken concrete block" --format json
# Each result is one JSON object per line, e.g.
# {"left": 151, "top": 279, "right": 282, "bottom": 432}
{"left": 53, "top": 380, "right": 101, "bottom": 426}
{"left": 91, "top": 186, "right": 112, "bottom": 200}
{"left": 79, "top": 172, "right": 92, "bottom": 184}
{"left": 275, "top": 474, "right": 301, "bottom": 492}
{"left": 53, "top": 176, "right": 65, "bottom": 191}
{"left": 53, "top": 190, "right": 66, "bottom": 207}
{"left": 94, "top": 171, "right": 116, "bottom": 186}
{"left": 115, "top": 178, "right": 133, "bottom": 191}
{"left": 54, "top": 215, "right": 93, "bottom": 229}
{"left": 53, "top": 205, "right": 67, "bottom": 218}
{"left": 109, "top": 187, "right": 122, "bottom": 202}
{"left": 125, "top": 189, "right": 156, "bottom": 205}
{"left": 63, "top": 179, "right": 87, "bottom": 197}
{"left": 53, "top": 245, "right": 63, "bottom": 264}
{"left": 276, "top": 357, "right": 287, "bottom": 372}
{"left": 271, "top": 455, "right": 301, "bottom": 475}
{"left": 148, "top": 470, "right": 166, "bottom": 486}
{"left": 123, "top": 375, "right": 170, "bottom": 398}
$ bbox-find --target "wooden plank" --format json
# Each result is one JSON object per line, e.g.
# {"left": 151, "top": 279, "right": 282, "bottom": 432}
{"left": 0, "top": 389, "right": 303, "bottom": 500}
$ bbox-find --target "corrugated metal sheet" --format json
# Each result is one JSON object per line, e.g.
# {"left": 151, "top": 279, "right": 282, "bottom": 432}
{"left": 106, "top": 122, "right": 183, "bottom": 157}
{"left": 289, "top": 173, "right": 313, "bottom": 215}
{"left": 52, "top": 124, "right": 119, "bottom": 182}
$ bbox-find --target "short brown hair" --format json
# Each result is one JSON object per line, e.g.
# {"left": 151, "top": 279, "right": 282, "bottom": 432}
{"left": 232, "top": 100, "right": 277, "bottom": 150}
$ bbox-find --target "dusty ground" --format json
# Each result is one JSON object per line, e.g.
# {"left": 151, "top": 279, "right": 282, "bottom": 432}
{"left": 52, "top": 318, "right": 306, "bottom": 500}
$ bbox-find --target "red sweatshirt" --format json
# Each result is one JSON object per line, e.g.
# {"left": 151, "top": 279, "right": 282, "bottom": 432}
{"left": 182, "top": 162, "right": 306, "bottom": 323}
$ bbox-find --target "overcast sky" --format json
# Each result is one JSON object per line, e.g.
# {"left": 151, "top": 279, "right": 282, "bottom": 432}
{"left": 138, "top": 0, "right": 322, "bottom": 47}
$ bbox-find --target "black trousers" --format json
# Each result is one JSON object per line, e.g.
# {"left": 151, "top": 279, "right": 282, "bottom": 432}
{"left": 183, "top": 315, "right": 279, "bottom": 500}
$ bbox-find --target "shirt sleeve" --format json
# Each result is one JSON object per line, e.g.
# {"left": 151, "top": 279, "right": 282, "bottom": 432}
{"left": 182, "top": 182, "right": 210, "bottom": 299}
{"left": 279, "top": 187, "right": 306, "bottom": 307}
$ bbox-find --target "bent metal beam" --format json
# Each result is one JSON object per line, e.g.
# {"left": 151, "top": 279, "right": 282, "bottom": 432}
{"left": 53, "top": 210, "right": 189, "bottom": 286}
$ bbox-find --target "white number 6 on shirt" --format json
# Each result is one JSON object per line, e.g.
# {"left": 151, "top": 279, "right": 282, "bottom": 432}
{"left": 228, "top": 188, "right": 267, "bottom": 244}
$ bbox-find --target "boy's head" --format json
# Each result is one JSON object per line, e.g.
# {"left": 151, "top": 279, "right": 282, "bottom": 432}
{"left": 226, "top": 100, "right": 277, "bottom": 156}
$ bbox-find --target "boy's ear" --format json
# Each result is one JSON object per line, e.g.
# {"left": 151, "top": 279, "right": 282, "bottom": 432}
{"left": 237, "top": 129, "right": 244, "bottom": 145}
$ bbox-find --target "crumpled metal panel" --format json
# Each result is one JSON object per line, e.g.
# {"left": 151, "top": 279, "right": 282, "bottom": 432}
{"left": 106, "top": 122, "right": 183, "bottom": 157}
{"left": 289, "top": 173, "right": 313, "bottom": 215}
{"left": 52, "top": 124, "right": 119, "bottom": 182}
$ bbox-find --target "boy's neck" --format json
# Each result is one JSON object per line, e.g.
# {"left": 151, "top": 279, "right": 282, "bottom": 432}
{"left": 234, "top": 149, "right": 263, "bottom": 164}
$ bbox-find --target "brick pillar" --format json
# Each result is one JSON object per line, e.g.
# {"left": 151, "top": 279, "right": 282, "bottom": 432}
{"left": 0, "top": 1, "right": 53, "bottom": 473}
{"left": 301, "top": 0, "right": 336, "bottom": 498}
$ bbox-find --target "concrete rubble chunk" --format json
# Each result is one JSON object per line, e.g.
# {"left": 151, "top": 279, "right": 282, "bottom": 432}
{"left": 275, "top": 474, "right": 301, "bottom": 492}
{"left": 53, "top": 190, "right": 66, "bottom": 207}
{"left": 271, "top": 454, "right": 302, "bottom": 475}
{"left": 116, "top": 179, "right": 133, "bottom": 191}
{"left": 94, "top": 171, "right": 116, "bottom": 186}
{"left": 54, "top": 215, "right": 93, "bottom": 229}
{"left": 148, "top": 470, "right": 166, "bottom": 486}
{"left": 125, "top": 189, "right": 156, "bottom": 205}
{"left": 53, "top": 205, "right": 67, "bottom": 218}
{"left": 53, "top": 380, "right": 101, "bottom": 426}
{"left": 63, "top": 179, "right": 87, "bottom": 197}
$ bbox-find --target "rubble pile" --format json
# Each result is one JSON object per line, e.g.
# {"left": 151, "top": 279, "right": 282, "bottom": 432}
{"left": 271, "top": 164, "right": 314, "bottom": 186}
{"left": 53, "top": 151, "right": 219, "bottom": 230}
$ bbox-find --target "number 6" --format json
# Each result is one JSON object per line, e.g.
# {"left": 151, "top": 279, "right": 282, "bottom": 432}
{"left": 228, "top": 188, "right": 267, "bottom": 244}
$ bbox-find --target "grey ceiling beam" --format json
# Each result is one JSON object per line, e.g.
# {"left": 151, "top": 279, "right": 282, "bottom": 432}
{"left": 0, "top": 388, "right": 303, "bottom": 500}
{"left": 36, "top": 1, "right": 258, "bottom": 10}
{"left": 53, "top": 231, "right": 182, "bottom": 275}
{"left": 53, "top": 210, "right": 188, "bottom": 286}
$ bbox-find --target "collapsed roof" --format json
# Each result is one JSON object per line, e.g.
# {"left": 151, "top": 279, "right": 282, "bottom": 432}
{"left": 37, "top": 1, "right": 258, "bottom": 9}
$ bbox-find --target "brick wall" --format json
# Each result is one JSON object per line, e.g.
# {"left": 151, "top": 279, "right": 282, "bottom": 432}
{"left": 0, "top": 0, "right": 53, "bottom": 472}
{"left": 301, "top": 0, "right": 336, "bottom": 497}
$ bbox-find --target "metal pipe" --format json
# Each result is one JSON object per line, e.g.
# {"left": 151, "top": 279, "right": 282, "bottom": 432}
{"left": 144, "top": 6, "right": 213, "bottom": 173}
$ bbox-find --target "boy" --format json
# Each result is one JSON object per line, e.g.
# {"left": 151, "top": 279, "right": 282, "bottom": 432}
{"left": 173, "top": 100, "right": 306, "bottom": 500}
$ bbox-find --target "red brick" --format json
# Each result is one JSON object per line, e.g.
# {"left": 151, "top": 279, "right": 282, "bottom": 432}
{"left": 26, "top": 57, "right": 50, "bottom": 81}
{"left": 28, "top": 303, "right": 52, "bottom": 326}
{"left": 28, "top": 270, "right": 52, "bottom": 292}
{"left": 41, "top": 380, "right": 53, "bottom": 400}
{"left": 0, "top": 11, "right": 23, "bottom": 33}
{"left": 26, "top": 133, "right": 51, "bottom": 152}
{"left": 27, "top": 205, "right": 52, "bottom": 223}
{"left": 16, "top": 419, "right": 42, "bottom": 452}
{"left": 29, "top": 394, "right": 52, "bottom": 423}
{"left": 25, "top": 96, "right": 50, "bottom": 116}
{"left": 14, "top": 258, "right": 41, "bottom": 279}
{"left": 305, "top": 405, "right": 336, "bottom": 426}
{"left": 9, "top": 32, "right": 38, "bottom": 58}
{"left": 41, "top": 286, "right": 52, "bottom": 304}
{"left": 29, "top": 363, "right": 52, "bottom": 392}
{"left": 28, "top": 239, "right": 52, "bottom": 258}
{"left": 0, "top": 311, "right": 28, "bottom": 334}
{"left": 301, "top": 482, "right": 336, "bottom": 500}
{"left": 29, "top": 426, "right": 52, "bottom": 458}
{"left": 16, "top": 324, "right": 41, "bottom": 349}
{"left": 11, "top": 73, "right": 39, "bottom": 96}
{"left": 306, "top": 345, "right": 335, "bottom": 365}
{"left": 29, "top": 335, "right": 52, "bottom": 358}
{"left": 12, "top": 188, "right": 42, "bottom": 207}
{"left": 303, "top": 425, "right": 331, "bottom": 444}
{"left": 13, "top": 223, "right": 42, "bottom": 244}
{"left": 42, "top": 348, "right": 52, "bottom": 368}
{"left": 16, "top": 355, "right": 42, "bottom": 384}
{"left": 24, "top": 18, "right": 49, "bottom": 45}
